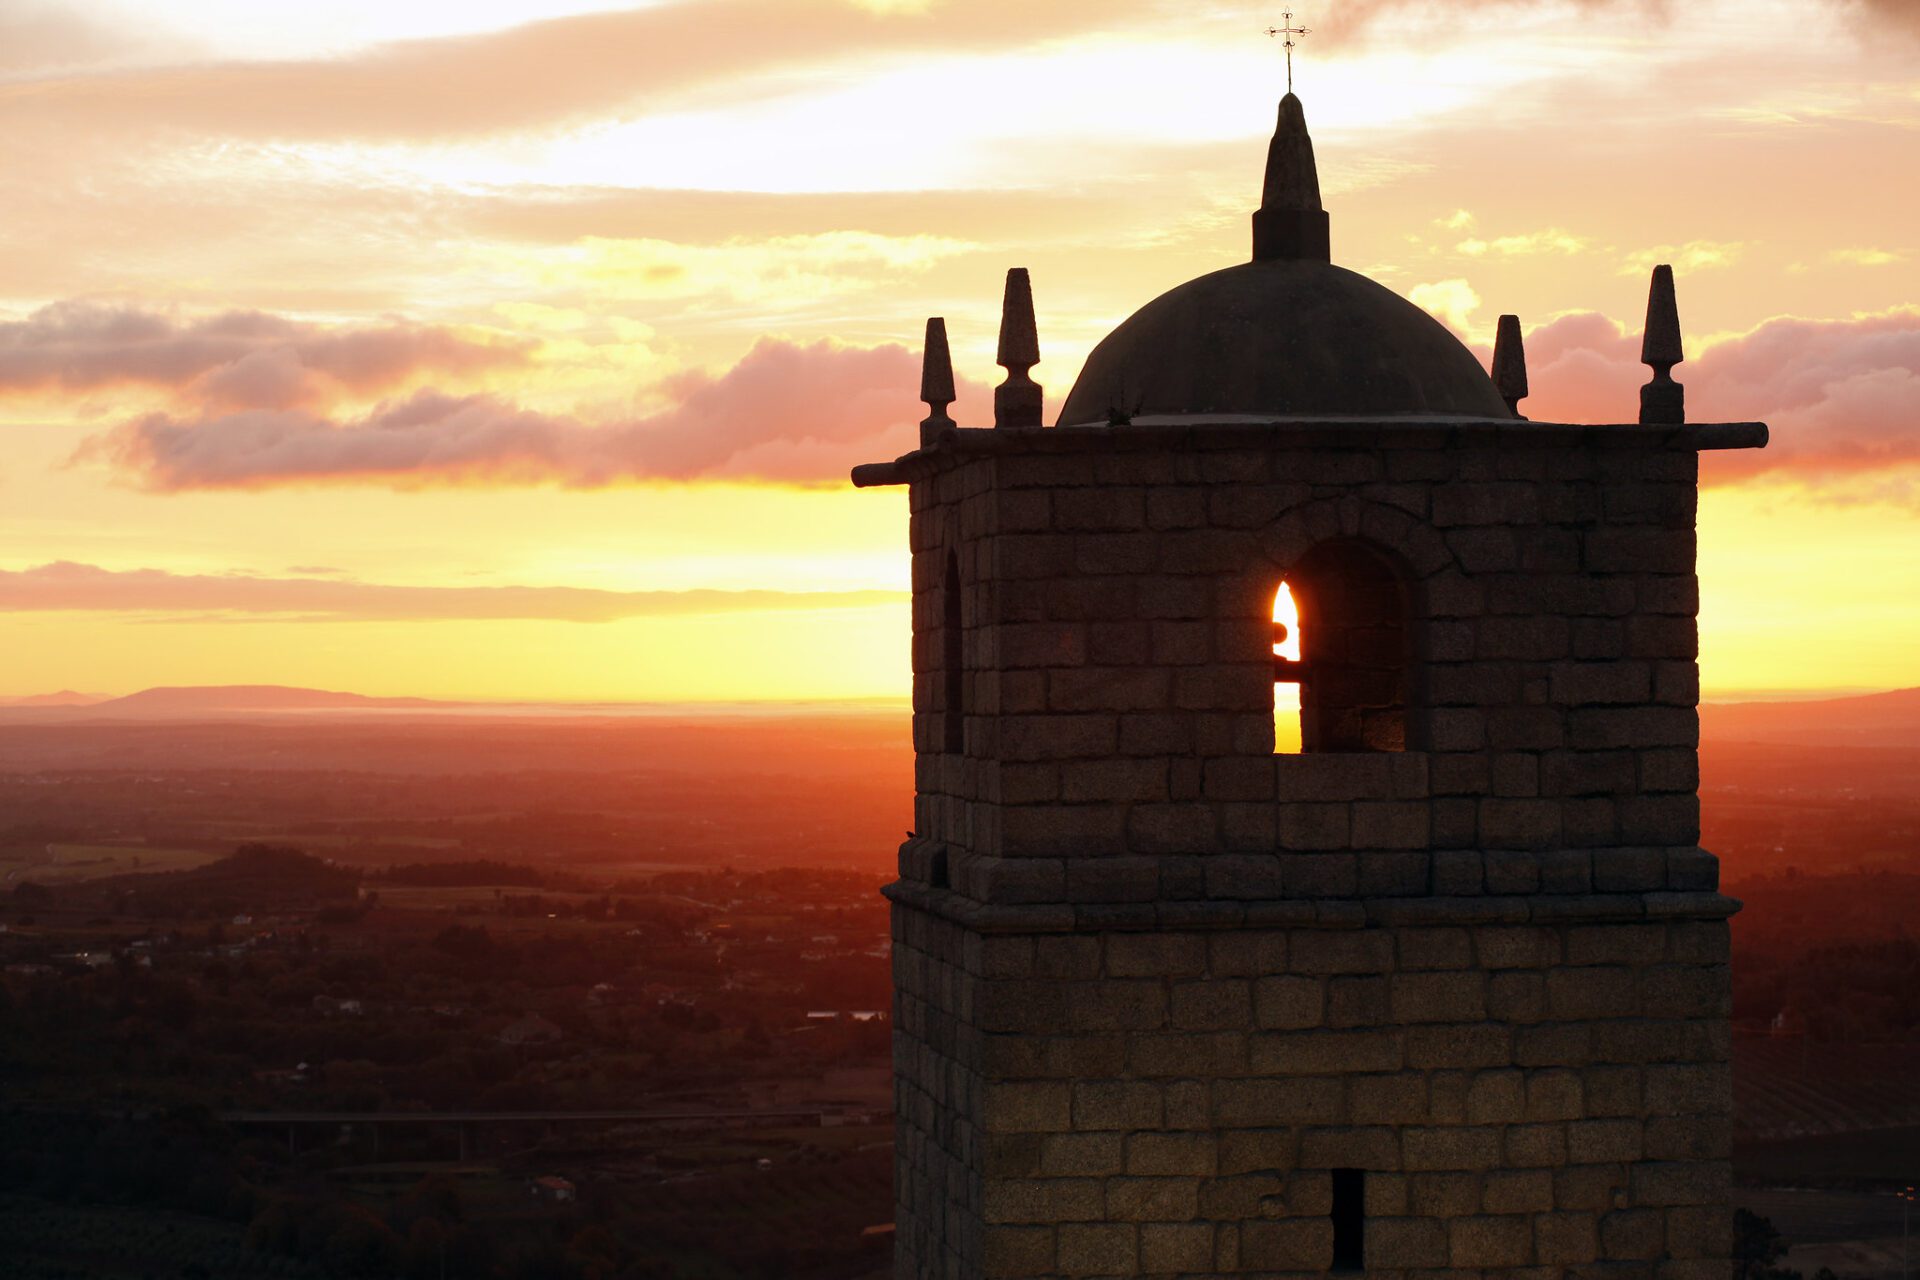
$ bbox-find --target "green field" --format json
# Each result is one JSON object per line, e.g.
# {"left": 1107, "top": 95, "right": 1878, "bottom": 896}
{"left": 1, "top": 843, "right": 220, "bottom": 886}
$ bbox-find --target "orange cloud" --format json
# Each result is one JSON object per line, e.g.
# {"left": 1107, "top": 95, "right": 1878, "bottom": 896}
{"left": 0, "top": 561, "right": 903, "bottom": 623}
{"left": 81, "top": 336, "right": 984, "bottom": 490}
{"left": 1, "top": 0, "right": 1170, "bottom": 143}
{"left": 0, "top": 301, "right": 531, "bottom": 410}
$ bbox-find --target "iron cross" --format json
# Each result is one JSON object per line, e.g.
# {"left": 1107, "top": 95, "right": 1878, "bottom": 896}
{"left": 1265, "top": 11, "right": 1311, "bottom": 93}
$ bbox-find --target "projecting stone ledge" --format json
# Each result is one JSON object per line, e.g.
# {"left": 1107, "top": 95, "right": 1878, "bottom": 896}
{"left": 883, "top": 879, "right": 1741, "bottom": 936}
{"left": 849, "top": 419, "right": 1769, "bottom": 488}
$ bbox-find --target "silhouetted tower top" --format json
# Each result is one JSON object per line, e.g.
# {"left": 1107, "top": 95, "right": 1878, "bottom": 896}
{"left": 1253, "top": 92, "right": 1329, "bottom": 262}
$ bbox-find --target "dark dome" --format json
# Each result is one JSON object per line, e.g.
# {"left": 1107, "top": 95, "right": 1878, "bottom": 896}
{"left": 1057, "top": 258, "right": 1513, "bottom": 425}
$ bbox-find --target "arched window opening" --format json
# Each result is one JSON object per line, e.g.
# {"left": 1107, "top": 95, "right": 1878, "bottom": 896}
{"left": 942, "top": 552, "right": 965, "bottom": 754}
{"left": 1274, "top": 541, "right": 1410, "bottom": 754}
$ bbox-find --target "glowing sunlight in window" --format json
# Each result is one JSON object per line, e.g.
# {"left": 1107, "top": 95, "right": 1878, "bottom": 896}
{"left": 1274, "top": 582, "right": 1302, "bottom": 754}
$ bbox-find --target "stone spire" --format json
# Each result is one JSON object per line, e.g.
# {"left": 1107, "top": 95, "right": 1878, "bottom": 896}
{"left": 919, "top": 317, "right": 955, "bottom": 446}
{"left": 1639, "top": 264, "right": 1686, "bottom": 425}
{"left": 1492, "top": 314, "right": 1529, "bottom": 417}
{"left": 1252, "top": 92, "right": 1330, "bottom": 263}
{"left": 994, "top": 268, "right": 1043, "bottom": 428}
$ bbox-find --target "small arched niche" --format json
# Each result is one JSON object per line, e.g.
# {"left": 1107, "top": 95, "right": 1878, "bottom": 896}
{"left": 1273, "top": 539, "right": 1411, "bottom": 754}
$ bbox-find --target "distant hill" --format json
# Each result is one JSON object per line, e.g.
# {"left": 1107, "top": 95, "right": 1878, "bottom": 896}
{"left": 0, "top": 690, "right": 107, "bottom": 707}
{"left": 60, "top": 684, "right": 458, "bottom": 718}
{"left": 1703, "top": 687, "right": 1920, "bottom": 748}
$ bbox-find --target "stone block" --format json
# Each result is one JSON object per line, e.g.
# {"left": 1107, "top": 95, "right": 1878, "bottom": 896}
{"left": 1569, "top": 1118, "right": 1643, "bottom": 1163}
{"left": 1352, "top": 801, "right": 1431, "bottom": 848}
{"left": 1367, "top": 1216, "right": 1449, "bottom": 1269}
{"left": 1398, "top": 927, "right": 1473, "bottom": 971}
{"left": 1171, "top": 978, "right": 1252, "bottom": 1031}
{"left": 1105, "top": 1177, "right": 1200, "bottom": 1221}
{"left": 1212, "top": 1076, "right": 1343, "bottom": 1126}
{"left": 1072, "top": 1080, "right": 1163, "bottom": 1131}
{"left": 1526, "top": 1069, "right": 1585, "bottom": 1121}
{"left": 1217, "top": 1130, "right": 1296, "bottom": 1177}
{"left": 983, "top": 1177, "right": 1104, "bottom": 1224}
{"left": 1410, "top": 1170, "right": 1483, "bottom": 1216}
{"left": 1349, "top": 1072, "right": 1429, "bottom": 1124}
{"left": 1449, "top": 1215, "right": 1534, "bottom": 1268}
{"left": 1254, "top": 975, "right": 1325, "bottom": 1030}
{"left": 984, "top": 1081, "right": 1073, "bottom": 1133}
{"left": 1300, "top": 1125, "right": 1402, "bottom": 1169}
{"left": 1252, "top": 1028, "right": 1402, "bottom": 1075}
{"left": 1204, "top": 854, "right": 1284, "bottom": 899}
{"left": 1240, "top": 1218, "right": 1334, "bottom": 1272}
{"left": 1140, "top": 1222, "right": 1213, "bottom": 1273}
{"left": 1056, "top": 1222, "right": 1136, "bottom": 1276}
{"left": 1601, "top": 1208, "right": 1668, "bottom": 1261}
{"left": 1125, "top": 1131, "right": 1217, "bottom": 1176}
{"left": 1467, "top": 1070, "right": 1526, "bottom": 1124}
{"left": 1290, "top": 853, "right": 1360, "bottom": 898}
{"left": 1207, "top": 930, "right": 1289, "bottom": 977}
{"left": 1482, "top": 1168, "right": 1555, "bottom": 1213}
{"left": 1289, "top": 930, "right": 1394, "bottom": 974}
{"left": 1326, "top": 974, "right": 1390, "bottom": 1027}
{"left": 1406, "top": 1022, "right": 1510, "bottom": 1069}
{"left": 1041, "top": 1133, "right": 1124, "bottom": 1176}
{"left": 1279, "top": 802, "right": 1352, "bottom": 851}
{"left": 1489, "top": 971, "right": 1547, "bottom": 1023}
{"left": 1535, "top": 1210, "right": 1601, "bottom": 1265}
{"left": 1403, "top": 1125, "right": 1503, "bottom": 1171}
{"left": 1505, "top": 1122, "right": 1568, "bottom": 1167}
{"left": 983, "top": 1225, "right": 1057, "bottom": 1277}
{"left": 1391, "top": 971, "right": 1488, "bottom": 1023}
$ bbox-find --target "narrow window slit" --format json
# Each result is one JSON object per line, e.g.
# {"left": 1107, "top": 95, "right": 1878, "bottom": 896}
{"left": 1330, "top": 1167, "right": 1365, "bottom": 1271}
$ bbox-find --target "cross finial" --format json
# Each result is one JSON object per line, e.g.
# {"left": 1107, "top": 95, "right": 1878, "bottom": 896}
{"left": 1265, "top": 11, "right": 1311, "bottom": 93}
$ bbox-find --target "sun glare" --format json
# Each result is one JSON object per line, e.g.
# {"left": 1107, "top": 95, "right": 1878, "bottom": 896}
{"left": 1274, "top": 582, "right": 1302, "bottom": 754}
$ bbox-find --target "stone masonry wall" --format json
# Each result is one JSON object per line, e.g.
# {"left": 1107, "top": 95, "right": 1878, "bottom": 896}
{"left": 894, "top": 909, "right": 1733, "bottom": 1280}
{"left": 895, "top": 900, "right": 986, "bottom": 1280}
{"left": 901, "top": 427, "right": 1705, "bottom": 910}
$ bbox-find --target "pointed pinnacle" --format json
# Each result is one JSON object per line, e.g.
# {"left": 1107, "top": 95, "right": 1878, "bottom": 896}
{"left": 1641, "top": 264, "right": 1685, "bottom": 370}
{"left": 994, "top": 268, "right": 1043, "bottom": 428}
{"left": 1491, "top": 314, "right": 1529, "bottom": 416}
{"left": 1639, "top": 265, "right": 1686, "bottom": 425}
{"left": 919, "top": 317, "right": 955, "bottom": 445}
{"left": 996, "top": 268, "right": 1039, "bottom": 369}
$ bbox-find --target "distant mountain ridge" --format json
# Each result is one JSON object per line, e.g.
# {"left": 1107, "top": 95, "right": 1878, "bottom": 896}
{"left": 0, "top": 690, "right": 106, "bottom": 707}
{"left": 0, "top": 683, "right": 1913, "bottom": 740}
{"left": 1701, "top": 686, "right": 1920, "bottom": 748}
{"left": 0, "top": 684, "right": 461, "bottom": 719}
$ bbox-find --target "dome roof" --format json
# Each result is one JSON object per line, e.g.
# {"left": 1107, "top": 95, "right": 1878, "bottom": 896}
{"left": 1057, "top": 259, "right": 1513, "bottom": 424}
{"left": 1056, "top": 93, "right": 1513, "bottom": 426}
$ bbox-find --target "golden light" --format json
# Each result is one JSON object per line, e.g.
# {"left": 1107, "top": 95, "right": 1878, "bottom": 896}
{"left": 1273, "top": 582, "right": 1302, "bottom": 754}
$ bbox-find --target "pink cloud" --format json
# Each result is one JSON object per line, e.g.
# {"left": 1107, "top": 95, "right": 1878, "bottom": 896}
{"left": 80, "top": 337, "right": 984, "bottom": 490}
{"left": 1510, "top": 307, "right": 1920, "bottom": 494}
{"left": 0, "top": 561, "right": 903, "bottom": 623}
{"left": 0, "top": 301, "right": 531, "bottom": 409}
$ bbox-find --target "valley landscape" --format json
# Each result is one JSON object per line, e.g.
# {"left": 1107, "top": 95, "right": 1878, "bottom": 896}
{"left": 0, "top": 688, "right": 1915, "bottom": 1278}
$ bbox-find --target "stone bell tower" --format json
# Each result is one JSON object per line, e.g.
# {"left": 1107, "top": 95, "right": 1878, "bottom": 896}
{"left": 854, "top": 92, "right": 1765, "bottom": 1280}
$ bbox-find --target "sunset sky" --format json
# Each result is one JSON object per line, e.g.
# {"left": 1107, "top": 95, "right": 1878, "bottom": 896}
{"left": 1, "top": 0, "right": 1916, "bottom": 702}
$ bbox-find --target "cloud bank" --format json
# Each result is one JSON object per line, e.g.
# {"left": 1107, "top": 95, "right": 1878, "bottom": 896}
{"left": 80, "top": 335, "right": 966, "bottom": 490}
{"left": 0, "top": 561, "right": 904, "bottom": 623}
{"left": 0, "top": 301, "right": 531, "bottom": 410}
{"left": 1519, "top": 307, "right": 1920, "bottom": 493}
